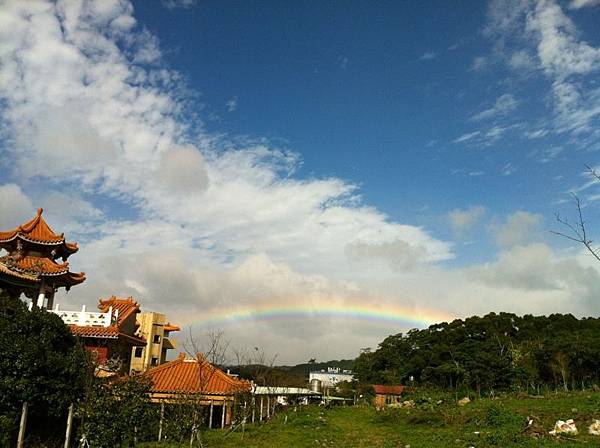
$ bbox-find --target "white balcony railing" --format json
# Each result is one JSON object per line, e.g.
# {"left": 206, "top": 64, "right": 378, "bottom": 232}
{"left": 49, "top": 304, "right": 118, "bottom": 327}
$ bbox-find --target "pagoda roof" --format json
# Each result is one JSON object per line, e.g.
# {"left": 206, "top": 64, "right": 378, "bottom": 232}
{"left": 0, "top": 208, "right": 79, "bottom": 257}
{"left": 145, "top": 353, "right": 251, "bottom": 395}
{"left": 98, "top": 296, "right": 141, "bottom": 326}
{"left": 0, "top": 254, "right": 85, "bottom": 289}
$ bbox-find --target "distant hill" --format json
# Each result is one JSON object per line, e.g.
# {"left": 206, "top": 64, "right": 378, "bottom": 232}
{"left": 278, "top": 359, "right": 356, "bottom": 376}
{"left": 227, "top": 359, "right": 356, "bottom": 387}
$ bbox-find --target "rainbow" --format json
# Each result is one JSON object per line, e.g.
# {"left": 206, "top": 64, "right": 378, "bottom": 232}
{"left": 181, "top": 302, "right": 455, "bottom": 329}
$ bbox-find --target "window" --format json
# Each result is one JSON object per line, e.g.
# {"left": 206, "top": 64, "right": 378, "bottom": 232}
{"left": 151, "top": 357, "right": 158, "bottom": 366}
{"left": 153, "top": 334, "right": 161, "bottom": 344}
{"left": 134, "top": 347, "right": 143, "bottom": 358}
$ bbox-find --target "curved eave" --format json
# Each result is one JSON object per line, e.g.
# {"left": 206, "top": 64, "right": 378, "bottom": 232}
{"left": 0, "top": 263, "right": 40, "bottom": 287}
{"left": 0, "top": 234, "right": 79, "bottom": 257}
{"left": 58, "top": 271, "right": 86, "bottom": 290}
{"left": 0, "top": 261, "right": 85, "bottom": 289}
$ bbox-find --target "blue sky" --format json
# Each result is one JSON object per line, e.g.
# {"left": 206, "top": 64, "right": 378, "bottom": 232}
{"left": 132, "top": 0, "right": 600, "bottom": 262}
{"left": 1, "top": 0, "right": 600, "bottom": 362}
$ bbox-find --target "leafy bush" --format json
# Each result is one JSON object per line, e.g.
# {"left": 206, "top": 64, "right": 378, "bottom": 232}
{"left": 78, "top": 376, "right": 156, "bottom": 448}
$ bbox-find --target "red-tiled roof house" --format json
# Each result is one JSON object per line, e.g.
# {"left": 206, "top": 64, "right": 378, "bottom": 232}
{"left": 372, "top": 384, "right": 405, "bottom": 409}
{"left": 145, "top": 353, "right": 251, "bottom": 428}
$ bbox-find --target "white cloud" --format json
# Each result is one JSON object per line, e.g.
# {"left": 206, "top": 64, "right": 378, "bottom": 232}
{"left": 346, "top": 240, "right": 429, "bottom": 271}
{"left": 419, "top": 51, "right": 438, "bottom": 61}
{"left": 226, "top": 97, "right": 238, "bottom": 112}
{"left": 491, "top": 211, "right": 543, "bottom": 248}
{"left": 161, "top": 0, "right": 196, "bottom": 9}
{"left": 501, "top": 163, "right": 517, "bottom": 176}
{"left": 484, "top": 0, "right": 600, "bottom": 135}
{"left": 448, "top": 206, "right": 486, "bottom": 234}
{"left": 526, "top": 0, "right": 600, "bottom": 78}
{"left": 465, "top": 243, "right": 600, "bottom": 313}
{"left": 454, "top": 131, "right": 481, "bottom": 143}
{"left": 525, "top": 128, "right": 549, "bottom": 139}
{"left": 569, "top": 0, "right": 600, "bottom": 10}
{"left": 470, "top": 56, "right": 489, "bottom": 72}
{"left": 508, "top": 50, "right": 537, "bottom": 71}
{"left": 0, "top": 184, "right": 35, "bottom": 229}
{"left": 159, "top": 144, "right": 209, "bottom": 194}
{"left": 471, "top": 94, "right": 519, "bottom": 121}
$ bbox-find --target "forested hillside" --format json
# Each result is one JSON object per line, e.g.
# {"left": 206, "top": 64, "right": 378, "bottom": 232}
{"left": 354, "top": 312, "right": 600, "bottom": 393}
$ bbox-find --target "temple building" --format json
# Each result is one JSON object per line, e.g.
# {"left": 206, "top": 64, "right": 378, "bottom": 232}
{"left": 53, "top": 296, "right": 147, "bottom": 375}
{"left": 129, "top": 311, "right": 180, "bottom": 374}
{"left": 0, "top": 208, "right": 85, "bottom": 308}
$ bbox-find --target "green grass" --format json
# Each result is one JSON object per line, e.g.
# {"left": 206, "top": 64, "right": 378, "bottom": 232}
{"left": 142, "top": 391, "right": 600, "bottom": 447}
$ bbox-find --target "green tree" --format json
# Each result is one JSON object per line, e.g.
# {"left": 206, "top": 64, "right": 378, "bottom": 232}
{"left": 0, "top": 296, "right": 87, "bottom": 444}
{"left": 79, "top": 375, "right": 155, "bottom": 447}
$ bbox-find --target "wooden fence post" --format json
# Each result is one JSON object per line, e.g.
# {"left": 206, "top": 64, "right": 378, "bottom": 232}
{"left": 64, "top": 403, "right": 74, "bottom": 448}
{"left": 266, "top": 396, "right": 270, "bottom": 419}
{"left": 17, "top": 402, "right": 28, "bottom": 448}
{"left": 158, "top": 401, "right": 164, "bottom": 442}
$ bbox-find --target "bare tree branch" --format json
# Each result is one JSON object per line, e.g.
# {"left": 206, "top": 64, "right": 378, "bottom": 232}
{"left": 552, "top": 190, "right": 600, "bottom": 263}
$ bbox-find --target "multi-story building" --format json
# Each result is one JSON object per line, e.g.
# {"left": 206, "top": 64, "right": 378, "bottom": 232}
{"left": 129, "top": 311, "right": 180, "bottom": 373}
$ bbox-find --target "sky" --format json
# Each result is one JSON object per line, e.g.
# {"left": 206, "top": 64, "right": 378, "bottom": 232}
{"left": 1, "top": 0, "right": 600, "bottom": 364}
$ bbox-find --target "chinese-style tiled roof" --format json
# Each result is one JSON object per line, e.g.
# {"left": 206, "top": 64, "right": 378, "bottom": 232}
{"left": 0, "top": 208, "right": 78, "bottom": 257}
{"left": 68, "top": 296, "right": 146, "bottom": 346}
{"left": 98, "top": 296, "right": 140, "bottom": 326}
{"left": 164, "top": 323, "right": 180, "bottom": 332}
{"left": 2, "top": 255, "right": 69, "bottom": 275}
{"left": 146, "top": 353, "right": 251, "bottom": 396}
{"left": 0, "top": 262, "right": 39, "bottom": 283}
{"left": 0, "top": 255, "right": 85, "bottom": 288}
{"left": 70, "top": 325, "right": 119, "bottom": 338}
{"left": 372, "top": 385, "right": 404, "bottom": 395}
{"left": 69, "top": 325, "right": 146, "bottom": 346}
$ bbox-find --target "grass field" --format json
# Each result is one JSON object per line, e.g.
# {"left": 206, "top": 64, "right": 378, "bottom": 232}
{"left": 143, "top": 391, "right": 600, "bottom": 447}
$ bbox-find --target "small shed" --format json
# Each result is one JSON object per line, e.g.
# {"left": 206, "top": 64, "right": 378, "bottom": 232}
{"left": 372, "top": 384, "right": 404, "bottom": 409}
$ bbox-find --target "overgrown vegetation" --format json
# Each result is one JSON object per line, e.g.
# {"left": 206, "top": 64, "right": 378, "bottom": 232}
{"left": 354, "top": 312, "right": 600, "bottom": 394}
{"left": 140, "top": 391, "right": 600, "bottom": 447}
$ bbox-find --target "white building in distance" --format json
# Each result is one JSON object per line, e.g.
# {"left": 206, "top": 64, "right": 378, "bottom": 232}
{"left": 309, "top": 367, "right": 354, "bottom": 388}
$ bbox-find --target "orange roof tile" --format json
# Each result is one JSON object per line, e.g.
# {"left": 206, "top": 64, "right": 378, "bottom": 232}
{"left": 69, "top": 325, "right": 146, "bottom": 346}
{"left": 373, "top": 385, "right": 404, "bottom": 395}
{"left": 0, "top": 262, "right": 39, "bottom": 282}
{"left": 70, "top": 325, "right": 120, "bottom": 338}
{"left": 0, "top": 255, "right": 85, "bottom": 288}
{"left": 0, "top": 208, "right": 78, "bottom": 255}
{"left": 146, "top": 354, "right": 251, "bottom": 395}
{"left": 98, "top": 296, "right": 140, "bottom": 325}
{"left": 164, "top": 323, "right": 180, "bottom": 332}
{"left": 1, "top": 255, "right": 69, "bottom": 275}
